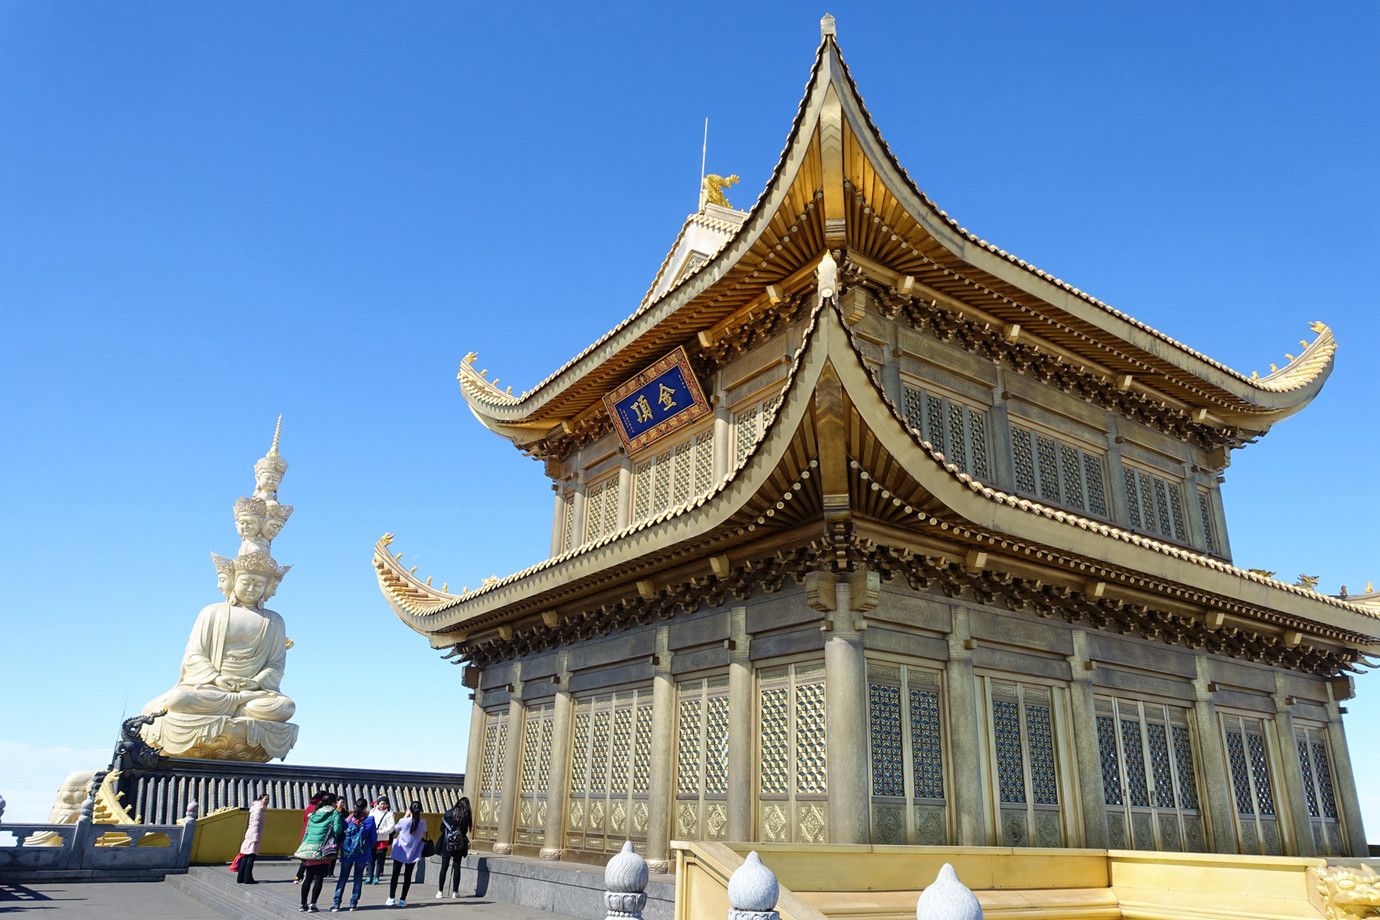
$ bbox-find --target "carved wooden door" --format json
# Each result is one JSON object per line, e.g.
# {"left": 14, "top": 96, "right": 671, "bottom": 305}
{"left": 1294, "top": 724, "right": 1344, "bottom": 855}
{"left": 1219, "top": 713, "right": 1283, "bottom": 855}
{"left": 867, "top": 663, "right": 949, "bottom": 845}
{"left": 984, "top": 679, "right": 1066, "bottom": 848}
{"left": 1096, "top": 697, "right": 1205, "bottom": 851}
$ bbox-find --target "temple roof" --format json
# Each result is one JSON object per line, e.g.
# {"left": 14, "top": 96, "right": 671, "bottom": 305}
{"left": 455, "top": 24, "right": 1336, "bottom": 457}
{"left": 379, "top": 300, "right": 1378, "bottom": 670}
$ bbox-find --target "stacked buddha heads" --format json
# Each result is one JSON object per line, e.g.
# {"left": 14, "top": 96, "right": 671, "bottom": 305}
{"left": 139, "top": 417, "right": 300, "bottom": 762}
{"left": 217, "top": 417, "right": 294, "bottom": 599}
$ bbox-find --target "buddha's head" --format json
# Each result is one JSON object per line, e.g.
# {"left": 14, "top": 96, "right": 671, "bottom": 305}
{"left": 233, "top": 551, "right": 282, "bottom": 607}
{"left": 254, "top": 422, "right": 289, "bottom": 498}
{"left": 234, "top": 496, "right": 268, "bottom": 540}
{"left": 211, "top": 553, "right": 236, "bottom": 600}
{"left": 261, "top": 503, "right": 293, "bottom": 541}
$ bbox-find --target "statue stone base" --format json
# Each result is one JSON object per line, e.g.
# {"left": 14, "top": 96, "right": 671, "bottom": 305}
{"left": 143, "top": 714, "right": 299, "bottom": 763}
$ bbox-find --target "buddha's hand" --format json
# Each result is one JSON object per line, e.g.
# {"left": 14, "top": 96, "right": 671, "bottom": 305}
{"left": 214, "top": 676, "right": 245, "bottom": 691}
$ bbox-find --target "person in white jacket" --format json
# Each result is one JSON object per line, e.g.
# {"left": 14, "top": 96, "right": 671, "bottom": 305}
{"left": 236, "top": 792, "right": 270, "bottom": 884}
{"left": 366, "top": 796, "right": 396, "bottom": 885}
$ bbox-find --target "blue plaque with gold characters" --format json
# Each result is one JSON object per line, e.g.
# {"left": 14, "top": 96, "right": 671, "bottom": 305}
{"left": 603, "top": 346, "right": 712, "bottom": 454}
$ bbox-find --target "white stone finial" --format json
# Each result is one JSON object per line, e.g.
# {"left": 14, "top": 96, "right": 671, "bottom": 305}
{"left": 817, "top": 251, "right": 839, "bottom": 308}
{"left": 728, "top": 851, "right": 780, "bottom": 920}
{"left": 604, "top": 841, "right": 648, "bottom": 920}
{"left": 820, "top": 13, "right": 836, "bottom": 40}
{"left": 917, "top": 863, "right": 982, "bottom": 920}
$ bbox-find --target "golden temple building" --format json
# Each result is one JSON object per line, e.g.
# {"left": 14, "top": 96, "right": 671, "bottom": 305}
{"left": 374, "top": 15, "right": 1375, "bottom": 886}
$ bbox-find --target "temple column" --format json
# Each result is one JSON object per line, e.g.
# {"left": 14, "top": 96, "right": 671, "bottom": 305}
{"left": 540, "top": 654, "right": 573, "bottom": 860}
{"left": 1192, "top": 663, "right": 1236, "bottom": 853}
{"left": 712, "top": 405, "right": 731, "bottom": 483}
{"left": 1068, "top": 632, "right": 1109, "bottom": 848}
{"left": 616, "top": 456, "right": 633, "bottom": 530}
{"left": 1326, "top": 678, "right": 1368, "bottom": 857}
{"left": 726, "top": 606, "right": 753, "bottom": 842}
{"left": 645, "top": 628, "right": 675, "bottom": 873}
{"left": 988, "top": 369, "right": 1015, "bottom": 490}
{"left": 1271, "top": 677, "right": 1315, "bottom": 856}
{"left": 463, "top": 687, "right": 485, "bottom": 804}
{"left": 493, "top": 669, "right": 524, "bottom": 855}
{"left": 570, "top": 475, "right": 587, "bottom": 550}
{"left": 818, "top": 569, "right": 873, "bottom": 844}
{"left": 549, "top": 487, "right": 565, "bottom": 556}
{"left": 945, "top": 607, "right": 986, "bottom": 845}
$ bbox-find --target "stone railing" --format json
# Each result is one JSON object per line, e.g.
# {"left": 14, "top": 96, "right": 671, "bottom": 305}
{"left": 116, "top": 757, "right": 463, "bottom": 824}
{"left": 0, "top": 802, "right": 198, "bottom": 881}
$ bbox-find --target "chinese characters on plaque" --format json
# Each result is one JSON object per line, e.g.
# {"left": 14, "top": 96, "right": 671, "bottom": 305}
{"left": 603, "top": 346, "right": 712, "bottom": 454}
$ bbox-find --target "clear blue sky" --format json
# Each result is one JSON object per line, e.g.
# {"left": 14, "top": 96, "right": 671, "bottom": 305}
{"left": 2, "top": 1, "right": 1377, "bottom": 836}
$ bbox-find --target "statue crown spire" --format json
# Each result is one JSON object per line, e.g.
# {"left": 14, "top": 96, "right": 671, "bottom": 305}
{"left": 271, "top": 414, "right": 282, "bottom": 454}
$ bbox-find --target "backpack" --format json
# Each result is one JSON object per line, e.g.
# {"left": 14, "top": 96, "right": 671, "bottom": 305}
{"left": 341, "top": 818, "right": 369, "bottom": 861}
{"left": 443, "top": 819, "right": 468, "bottom": 856}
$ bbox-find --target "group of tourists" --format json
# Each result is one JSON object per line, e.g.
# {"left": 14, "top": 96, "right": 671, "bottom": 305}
{"left": 232, "top": 790, "right": 472, "bottom": 912}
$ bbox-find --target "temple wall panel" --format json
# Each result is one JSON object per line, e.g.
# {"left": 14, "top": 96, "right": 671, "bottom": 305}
{"left": 749, "top": 627, "right": 827, "bottom": 661}
{"left": 1091, "top": 666, "right": 1197, "bottom": 704}
{"left": 669, "top": 646, "right": 731, "bottom": 676}
{"left": 478, "top": 662, "right": 516, "bottom": 691}
{"left": 1087, "top": 633, "right": 1199, "bottom": 678}
{"left": 668, "top": 610, "right": 731, "bottom": 649}
{"left": 568, "top": 661, "right": 655, "bottom": 694}
{"left": 1207, "top": 659, "right": 1281, "bottom": 695}
{"left": 861, "top": 626, "right": 948, "bottom": 661}
{"left": 867, "top": 587, "right": 952, "bottom": 630}
{"left": 971, "top": 646, "right": 1072, "bottom": 682}
{"left": 968, "top": 608, "right": 1075, "bottom": 656}
{"left": 565, "top": 630, "right": 656, "bottom": 673}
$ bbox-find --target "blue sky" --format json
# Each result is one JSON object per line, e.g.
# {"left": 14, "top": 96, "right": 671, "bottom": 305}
{"left": 2, "top": 1, "right": 1377, "bottom": 837}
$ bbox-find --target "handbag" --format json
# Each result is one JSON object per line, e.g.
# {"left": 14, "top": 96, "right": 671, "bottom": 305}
{"left": 323, "top": 840, "right": 339, "bottom": 858}
{"left": 421, "top": 836, "right": 436, "bottom": 859}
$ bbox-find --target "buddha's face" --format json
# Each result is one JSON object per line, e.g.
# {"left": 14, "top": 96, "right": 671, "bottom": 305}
{"left": 261, "top": 517, "right": 284, "bottom": 540}
{"left": 256, "top": 469, "right": 282, "bottom": 494}
{"left": 216, "top": 570, "right": 234, "bottom": 598}
{"left": 236, "top": 513, "right": 262, "bottom": 539}
{"left": 233, "top": 572, "right": 269, "bottom": 606}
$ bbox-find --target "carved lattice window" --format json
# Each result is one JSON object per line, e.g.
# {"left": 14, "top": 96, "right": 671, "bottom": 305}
{"left": 1295, "top": 725, "right": 1344, "bottom": 855}
{"left": 986, "top": 680, "right": 1065, "bottom": 848}
{"left": 1220, "top": 713, "right": 1282, "bottom": 855}
{"left": 902, "top": 383, "right": 991, "bottom": 481}
{"left": 475, "top": 709, "right": 508, "bottom": 840}
{"left": 630, "top": 427, "right": 716, "bottom": 526}
{"left": 758, "top": 663, "right": 828, "bottom": 844}
{"left": 1009, "top": 424, "right": 1107, "bottom": 517}
{"left": 515, "top": 704, "right": 553, "bottom": 844}
{"left": 1198, "top": 490, "right": 1219, "bottom": 556}
{"left": 1124, "top": 466, "right": 1189, "bottom": 543}
{"left": 1096, "top": 696, "right": 1204, "bottom": 852}
{"left": 566, "top": 690, "right": 654, "bottom": 855}
{"left": 583, "top": 477, "right": 618, "bottom": 545}
{"left": 674, "top": 676, "right": 730, "bottom": 841}
{"left": 867, "top": 664, "right": 947, "bottom": 845}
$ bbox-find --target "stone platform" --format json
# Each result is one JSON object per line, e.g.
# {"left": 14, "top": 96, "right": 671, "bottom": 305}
{"left": 167, "top": 859, "right": 585, "bottom": 920}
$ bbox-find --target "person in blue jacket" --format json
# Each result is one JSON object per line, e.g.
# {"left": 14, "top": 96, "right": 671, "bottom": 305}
{"left": 330, "top": 797, "right": 377, "bottom": 912}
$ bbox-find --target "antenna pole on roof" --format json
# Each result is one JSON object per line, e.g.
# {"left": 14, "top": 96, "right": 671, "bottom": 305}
{"left": 698, "top": 117, "right": 708, "bottom": 212}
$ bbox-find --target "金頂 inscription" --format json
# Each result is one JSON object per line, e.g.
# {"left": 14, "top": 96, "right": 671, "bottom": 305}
{"left": 603, "top": 346, "right": 711, "bottom": 454}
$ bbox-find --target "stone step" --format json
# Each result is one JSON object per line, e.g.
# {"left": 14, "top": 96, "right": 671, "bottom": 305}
{"left": 167, "top": 871, "right": 290, "bottom": 920}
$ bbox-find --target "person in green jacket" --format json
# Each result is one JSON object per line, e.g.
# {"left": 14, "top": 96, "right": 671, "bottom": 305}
{"left": 295, "top": 793, "right": 343, "bottom": 912}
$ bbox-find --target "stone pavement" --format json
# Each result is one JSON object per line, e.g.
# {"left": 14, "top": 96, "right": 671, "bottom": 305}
{"left": 0, "top": 860, "right": 583, "bottom": 920}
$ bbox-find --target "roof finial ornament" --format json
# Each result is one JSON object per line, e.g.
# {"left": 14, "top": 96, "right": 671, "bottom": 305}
{"left": 816, "top": 250, "right": 838, "bottom": 308}
{"left": 820, "top": 13, "right": 836, "bottom": 40}
{"left": 703, "top": 174, "right": 740, "bottom": 209}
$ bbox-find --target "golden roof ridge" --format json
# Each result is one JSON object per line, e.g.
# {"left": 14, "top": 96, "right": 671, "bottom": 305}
{"left": 380, "top": 299, "right": 1376, "bottom": 639}
{"left": 826, "top": 45, "right": 1336, "bottom": 397}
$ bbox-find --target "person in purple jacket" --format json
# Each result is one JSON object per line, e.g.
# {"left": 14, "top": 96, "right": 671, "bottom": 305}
{"left": 384, "top": 801, "right": 427, "bottom": 907}
{"left": 329, "top": 798, "right": 377, "bottom": 912}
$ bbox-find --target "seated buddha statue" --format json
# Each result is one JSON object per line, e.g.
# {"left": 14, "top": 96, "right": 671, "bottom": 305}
{"left": 141, "top": 551, "right": 298, "bottom": 761}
